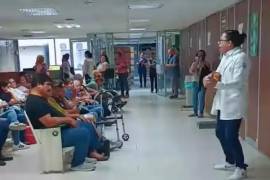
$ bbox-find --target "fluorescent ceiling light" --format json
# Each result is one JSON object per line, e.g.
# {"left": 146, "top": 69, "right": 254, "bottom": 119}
{"left": 19, "top": 8, "right": 58, "bottom": 16}
{"left": 129, "top": 19, "right": 150, "bottom": 23}
{"left": 55, "top": 24, "right": 81, "bottom": 29}
{"left": 30, "top": 30, "right": 46, "bottom": 34}
{"left": 129, "top": 33, "right": 143, "bottom": 39}
{"left": 129, "top": 28, "right": 146, "bottom": 31}
{"left": 56, "top": 25, "right": 63, "bottom": 28}
{"left": 128, "top": 3, "right": 164, "bottom": 9}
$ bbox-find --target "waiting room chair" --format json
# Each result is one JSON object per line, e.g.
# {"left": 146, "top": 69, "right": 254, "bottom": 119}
{"left": 24, "top": 111, "right": 74, "bottom": 173}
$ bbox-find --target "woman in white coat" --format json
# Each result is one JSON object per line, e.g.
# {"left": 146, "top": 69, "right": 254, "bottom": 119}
{"left": 204, "top": 30, "right": 250, "bottom": 180}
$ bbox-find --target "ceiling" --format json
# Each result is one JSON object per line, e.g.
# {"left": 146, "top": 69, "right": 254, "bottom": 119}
{"left": 0, "top": 0, "right": 240, "bottom": 39}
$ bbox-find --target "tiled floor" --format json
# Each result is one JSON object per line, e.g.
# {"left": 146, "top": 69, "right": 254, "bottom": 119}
{"left": 1, "top": 89, "right": 270, "bottom": 180}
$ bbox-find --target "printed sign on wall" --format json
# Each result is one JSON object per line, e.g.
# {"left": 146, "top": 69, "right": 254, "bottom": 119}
{"left": 249, "top": 13, "right": 259, "bottom": 57}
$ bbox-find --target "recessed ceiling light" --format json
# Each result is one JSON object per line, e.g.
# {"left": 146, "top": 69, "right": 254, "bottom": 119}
{"left": 19, "top": 8, "right": 58, "bottom": 16}
{"left": 129, "top": 19, "right": 150, "bottom": 23}
{"left": 128, "top": 3, "right": 164, "bottom": 10}
{"left": 55, "top": 23, "right": 81, "bottom": 29}
{"left": 129, "top": 28, "right": 146, "bottom": 31}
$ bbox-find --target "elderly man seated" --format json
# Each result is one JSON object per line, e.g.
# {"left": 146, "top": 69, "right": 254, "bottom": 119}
{"left": 25, "top": 74, "right": 108, "bottom": 172}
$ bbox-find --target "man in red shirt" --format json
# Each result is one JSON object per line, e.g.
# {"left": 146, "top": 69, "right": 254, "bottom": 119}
{"left": 116, "top": 51, "right": 129, "bottom": 98}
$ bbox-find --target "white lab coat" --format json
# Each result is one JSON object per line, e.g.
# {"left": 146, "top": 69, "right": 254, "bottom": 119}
{"left": 211, "top": 47, "right": 250, "bottom": 120}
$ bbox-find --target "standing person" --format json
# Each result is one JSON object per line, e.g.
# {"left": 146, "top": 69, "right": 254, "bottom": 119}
{"left": 82, "top": 51, "right": 95, "bottom": 84}
{"left": 61, "top": 53, "right": 72, "bottom": 81}
{"left": 204, "top": 30, "right": 249, "bottom": 180}
{"left": 116, "top": 51, "right": 129, "bottom": 98}
{"left": 166, "top": 48, "right": 180, "bottom": 99}
{"left": 138, "top": 52, "right": 147, "bottom": 88}
{"left": 149, "top": 54, "right": 158, "bottom": 93}
{"left": 34, "top": 55, "right": 49, "bottom": 75}
{"left": 189, "top": 50, "right": 211, "bottom": 118}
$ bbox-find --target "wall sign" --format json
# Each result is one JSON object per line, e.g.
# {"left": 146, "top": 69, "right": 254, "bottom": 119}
{"left": 249, "top": 13, "right": 259, "bottom": 57}
{"left": 207, "top": 32, "right": 211, "bottom": 46}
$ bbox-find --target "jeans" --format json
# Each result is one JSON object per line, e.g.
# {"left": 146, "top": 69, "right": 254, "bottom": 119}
{"left": 84, "top": 74, "right": 92, "bottom": 84}
{"left": 171, "top": 75, "right": 180, "bottom": 96}
{"left": 61, "top": 121, "right": 101, "bottom": 167}
{"left": 84, "top": 104, "right": 104, "bottom": 121}
{"left": 139, "top": 68, "right": 147, "bottom": 88}
{"left": 0, "top": 109, "right": 21, "bottom": 145}
{"left": 118, "top": 73, "right": 129, "bottom": 96}
{"left": 192, "top": 82, "right": 206, "bottom": 115}
{"left": 215, "top": 111, "right": 247, "bottom": 169}
{"left": 150, "top": 70, "right": 157, "bottom": 93}
{"left": 0, "top": 119, "right": 9, "bottom": 152}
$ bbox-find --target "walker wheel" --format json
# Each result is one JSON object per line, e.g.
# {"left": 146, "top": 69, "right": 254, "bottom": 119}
{"left": 122, "top": 134, "right": 129, "bottom": 141}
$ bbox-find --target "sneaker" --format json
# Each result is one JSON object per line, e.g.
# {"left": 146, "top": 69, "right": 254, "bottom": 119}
{"left": 188, "top": 113, "right": 198, "bottom": 117}
{"left": 198, "top": 114, "right": 204, "bottom": 118}
{"left": 228, "top": 168, "right": 247, "bottom": 180}
{"left": 0, "top": 155, "right": 13, "bottom": 161}
{"left": 0, "top": 160, "right": 6, "bottom": 166}
{"left": 214, "top": 162, "right": 236, "bottom": 171}
{"left": 71, "top": 162, "right": 96, "bottom": 171}
{"left": 85, "top": 157, "right": 97, "bottom": 164}
{"left": 9, "top": 122, "right": 27, "bottom": 131}
{"left": 13, "top": 142, "right": 30, "bottom": 151}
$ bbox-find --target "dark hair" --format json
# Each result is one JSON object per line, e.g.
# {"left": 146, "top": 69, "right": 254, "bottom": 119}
{"left": 52, "top": 80, "right": 64, "bottom": 88}
{"left": 196, "top": 50, "right": 206, "bottom": 61}
{"left": 0, "top": 81, "right": 8, "bottom": 88}
{"left": 62, "top": 53, "right": 70, "bottom": 62}
{"left": 224, "top": 30, "right": 247, "bottom": 47}
{"left": 85, "top": 51, "right": 92, "bottom": 58}
{"left": 31, "top": 74, "right": 52, "bottom": 88}
{"left": 101, "top": 55, "right": 110, "bottom": 64}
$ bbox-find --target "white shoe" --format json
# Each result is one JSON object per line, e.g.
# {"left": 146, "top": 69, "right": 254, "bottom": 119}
{"left": 214, "top": 162, "right": 236, "bottom": 171}
{"left": 13, "top": 142, "right": 30, "bottom": 151}
{"left": 71, "top": 162, "right": 96, "bottom": 171}
{"left": 9, "top": 122, "right": 26, "bottom": 131}
{"left": 228, "top": 167, "right": 247, "bottom": 180}
{"left": 85, "top": 157, "right": 97, "bottom": 164}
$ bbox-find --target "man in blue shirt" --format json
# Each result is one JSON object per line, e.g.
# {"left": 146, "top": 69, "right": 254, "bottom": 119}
{"left": 166, "top": 48, "right": 180, "bottom": 99}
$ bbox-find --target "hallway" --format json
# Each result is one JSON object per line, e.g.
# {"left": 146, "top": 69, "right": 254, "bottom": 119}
{"left": 1, "top": 89, "right": 270, "bottom": 180}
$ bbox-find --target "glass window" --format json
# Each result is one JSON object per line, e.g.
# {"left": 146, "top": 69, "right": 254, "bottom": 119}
{"left": 18, "top": 39, "right": 55, "bottom": 71}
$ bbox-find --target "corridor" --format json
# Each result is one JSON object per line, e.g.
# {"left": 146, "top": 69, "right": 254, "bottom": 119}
{"left": 1, "top": 89, "right": 270, "bottom": 180}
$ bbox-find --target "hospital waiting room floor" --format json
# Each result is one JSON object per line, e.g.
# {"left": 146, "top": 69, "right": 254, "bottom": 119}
{"left": 1, "top": 89, "right": 270, "bottom": 180}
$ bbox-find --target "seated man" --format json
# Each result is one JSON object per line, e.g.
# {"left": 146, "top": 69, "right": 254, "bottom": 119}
{"left": 25, "top": 74, "right": 104, "bottom": 171}
{"left": 48, "top": 81, "right": 98, "bottom": 123}
{"left": 48, "top": 81, "right": 108, "bottom": 160}
{"left": 0, "top": 119, "right": 14, "bottom": 166}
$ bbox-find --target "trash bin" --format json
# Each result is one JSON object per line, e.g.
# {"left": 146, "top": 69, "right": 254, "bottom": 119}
{"left": 184, "top": 75, "right": 194, "bottom": 107}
